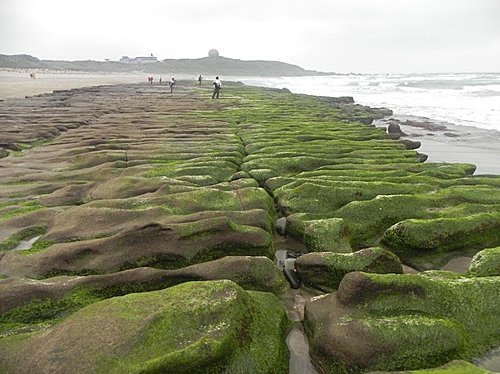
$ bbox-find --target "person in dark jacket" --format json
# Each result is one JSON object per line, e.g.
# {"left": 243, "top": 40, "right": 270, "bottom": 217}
{"left": 212, "top": 76, "right": 221, "bottom": 99}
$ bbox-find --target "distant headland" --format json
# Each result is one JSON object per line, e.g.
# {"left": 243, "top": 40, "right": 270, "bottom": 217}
{"left": 0, "top": 50, "right": 331, "bottom": 77}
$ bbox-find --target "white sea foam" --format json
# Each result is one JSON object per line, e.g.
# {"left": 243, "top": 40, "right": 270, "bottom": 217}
{"left": 237, "top": 73, "right": 500, "bottom": 132}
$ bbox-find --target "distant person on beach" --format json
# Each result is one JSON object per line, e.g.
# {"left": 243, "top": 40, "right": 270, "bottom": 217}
{"left": 169, "top": 77, "right": 176, "bottom": 93}
{"left": 159, "top": 77, "right": 162, "bottom": 84}
{"left": 198, "top": 74, "right": 202, "bottom": 86}
{"left": 212, "top": 76, "right": 221, "bottom": 99}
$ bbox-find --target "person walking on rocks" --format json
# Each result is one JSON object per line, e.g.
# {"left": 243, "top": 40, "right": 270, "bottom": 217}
{"left": 169, "top": 77, "right": 176, "bottom": 93}
{"left": 198, "top": 74, "right": 202, "bottom": 86}
{"left": 212, "top": 76, "right": 221, "bottom": 99}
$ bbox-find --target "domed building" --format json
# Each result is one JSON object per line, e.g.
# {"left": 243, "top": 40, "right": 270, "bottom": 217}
{"left": 208, "top": 49, "right": 220, "bottom": 57}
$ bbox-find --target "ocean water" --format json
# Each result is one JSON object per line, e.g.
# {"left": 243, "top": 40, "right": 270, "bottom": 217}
{"left": 238, "top": 73, "right": 500, "bottom": 132}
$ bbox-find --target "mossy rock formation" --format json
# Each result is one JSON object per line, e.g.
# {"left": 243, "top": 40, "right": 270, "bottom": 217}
{"left": 0, "top": 280, "right": 290, "bottom": 373}
{"left": 467, "top": 246, "right": 500, "bottom": 277}
{"left": 1, "top": 81, "right": 499, "bottom": 372}
{"left": 0, "top": 256, "right": 287, "bottom": 319}
{"left": 304, "top": 271, "right": 500, "bottom": 373}
{"left": 0, "top": 218, "right": 274, "bottom": 278}
{"left": 371, "top": 359, "right": 491, "bottom": 373}
{"left": 295, "top": 247, "right": 403, "bottom": 292}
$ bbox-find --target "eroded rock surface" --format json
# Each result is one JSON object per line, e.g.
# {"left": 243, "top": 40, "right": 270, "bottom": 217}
{"left": 0, "top": 280, "right": 290, "bottom": 373}
{"left": 295, "top": 247, "right": 403, "bottom": 292}
{"left": 304, "top": 271, "right": 500, "bottom": 373}
{"left": 1, "top": 82, "right": 499, "bottom": 373}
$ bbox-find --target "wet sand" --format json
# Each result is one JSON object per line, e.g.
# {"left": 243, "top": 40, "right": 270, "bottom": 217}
{"left": 419, "top": 138, "right": 500, "bottom": 175}
{"left": 377, "top": 115, "right": 500, "bottom": 175}
{"left": 0, "top": 70, "right": 147, "bottom": 99}
{"left": 0, "top": 70, "right": 179, "bottom": 100}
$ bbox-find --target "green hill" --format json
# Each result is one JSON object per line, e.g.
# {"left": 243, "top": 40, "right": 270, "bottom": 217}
{"left": 0, "top": 54, "right": 329, "bottom": 76}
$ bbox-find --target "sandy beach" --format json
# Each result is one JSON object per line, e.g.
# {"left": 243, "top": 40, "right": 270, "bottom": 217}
{"left": 376, "top": 115, "right": 500, "bottom": 175}
{"left": 1, "top": 69, "right": 499, "bottom": 175}
{"left": 419, "top": 138, "right": 500, "bottom": 175}
{"left": 0, "top": 70, "right": 195, "bottom": 100}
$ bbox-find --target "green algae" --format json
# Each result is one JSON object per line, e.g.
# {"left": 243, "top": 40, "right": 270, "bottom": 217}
{"left": 378, "top": 360, "right": 490, "bottom": 373}
{"left": 306, "top": 271, "right": 500, "bottom": 373}
{"left": 1, "top": 82, "right": 500, "bottom": 372}
{"left": 0, "top": 201, "right": 44, "bottom": 222}
{"left": 382, "top": 213, "right": 500, "bottom": 253}
{"left": 467, "top": 246, "right": 500, "bottom": 277}
{"left": 331, "top": 187, "right": 500, "bottom": 249}
{"left": 85, "top": 187, "right": 274, "bottom": 216}
{"left": 0, "top": 281, "right": 289, "bottom": 373}
{"left": 366, "top": 315, "right": 466, "bottom": 371}
{"left": 0, "top": 226, "right": 54, "bottom": 256}
{"left": 0, "top": 287, "right": 101, "bottom": 335}
{"left": 285, "top": 215, "right": 351, "bottom": 253}
{"left": 343, "top": 272, "right": 500, "bottom": 361}
{"left": 0, "top": 226, "right": 47, "bottom": 251}
{"left": 296, "top": 247, "right": 403, "bottom": 292}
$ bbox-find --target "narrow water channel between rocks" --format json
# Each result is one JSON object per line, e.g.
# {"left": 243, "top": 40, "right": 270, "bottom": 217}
{"left": 274, "top": 232, "right": 319, "bottom": 374}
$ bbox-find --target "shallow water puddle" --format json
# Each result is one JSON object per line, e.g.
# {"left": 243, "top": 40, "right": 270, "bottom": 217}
{"left": 286, "top": 327, "right": 318, "bottom": 374}
{"left": 14, "top": 235, "right": 41, "bottom": 250}
{"left": 441, "top": 256, "right": 472, "bottom": 274}
{"left": 275, "top": 249, "right": 287, "bottom": 270}
{"left": 474, "top": 347, "right": 500, "bottom": 373}
{"left": 274, "top": 232, "right": 318, "bottom": 373}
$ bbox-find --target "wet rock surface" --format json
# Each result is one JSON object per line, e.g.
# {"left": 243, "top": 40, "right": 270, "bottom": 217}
{"left": 467, "top": 246, "right": 500, "bottom": 277}
{"left": 0, "top": 280, "right": 290, "bottom": 373}
{"left": 304, "top": 270, "right": 500, "bottom": 373}
{"left": 0, "top": 82, "right": 499, "bottom": 372}
{"left": 295, "top": 247, "right": 403, "bottom": 292}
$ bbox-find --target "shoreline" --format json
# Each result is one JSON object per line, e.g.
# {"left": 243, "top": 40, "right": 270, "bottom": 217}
{"left": 0, "top": 70, "right": 195, "bottom": 100}
{"left": 0, "top": 70, "right": 145, "bottom": 100}
{"left": 375, "top": 114, "right": 500, "bottom": 175}
{"left": 1, "top": 69, "right": 499, "bottom": 175}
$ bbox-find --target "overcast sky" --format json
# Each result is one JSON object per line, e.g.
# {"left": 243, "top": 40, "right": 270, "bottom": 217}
{"left": 0, "top": 0, "right": 499, "bottom": 73}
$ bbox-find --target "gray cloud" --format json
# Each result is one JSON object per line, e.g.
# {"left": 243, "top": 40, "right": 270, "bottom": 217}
{"left": 0, "top": 0, "right": 498, "bottom": 72}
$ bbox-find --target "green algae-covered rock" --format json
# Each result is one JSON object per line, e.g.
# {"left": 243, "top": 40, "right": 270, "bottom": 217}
{"left": 0, "top": 280, "right": 290, "bottom": 373}
{"left": 3, "top": 80, "right": 500, "bottom": 374}
{"left": 295, "top": 247, "right": 403, "bottom": 292}
{"left": 380, "top": 213, "right": 500, "bottom": 269}
{"left": 382, "top": 213, "right": 500, "bottom": 253}
{"left": 303, "top": 218, "right": 351, "bottom": 253}
{"left": 275, "top": 180, "right": 432, "bottom": 216}
{"left": 0, "top": 256, "right": 287, "bottom": 318}
{"left": 85, "top": 187, "right": 274, "bottom": 216}
{"left": 286, "top": 214, "right": 351, "bottom": 253}
{"left": 0, "top": 218, "right": 274, "bottom": 278}
{"left": 248, "top": 168, "right": 279, "bottom": 185}
{"left": 468, "top": 246, "right": 500, "bottom": 277}
{"left": 304, "top": 271, "right": 500, "bottom": 373}
{"left": 332, "top": 186, "right": 500, "bottom": 248}
{"left": 369, "top": 359, "right": 491, "bottom": 373}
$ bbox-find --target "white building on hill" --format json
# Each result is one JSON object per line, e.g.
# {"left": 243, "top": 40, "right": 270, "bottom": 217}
{"left": 120, "top": 54, "right": 158, "bottom": 64}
